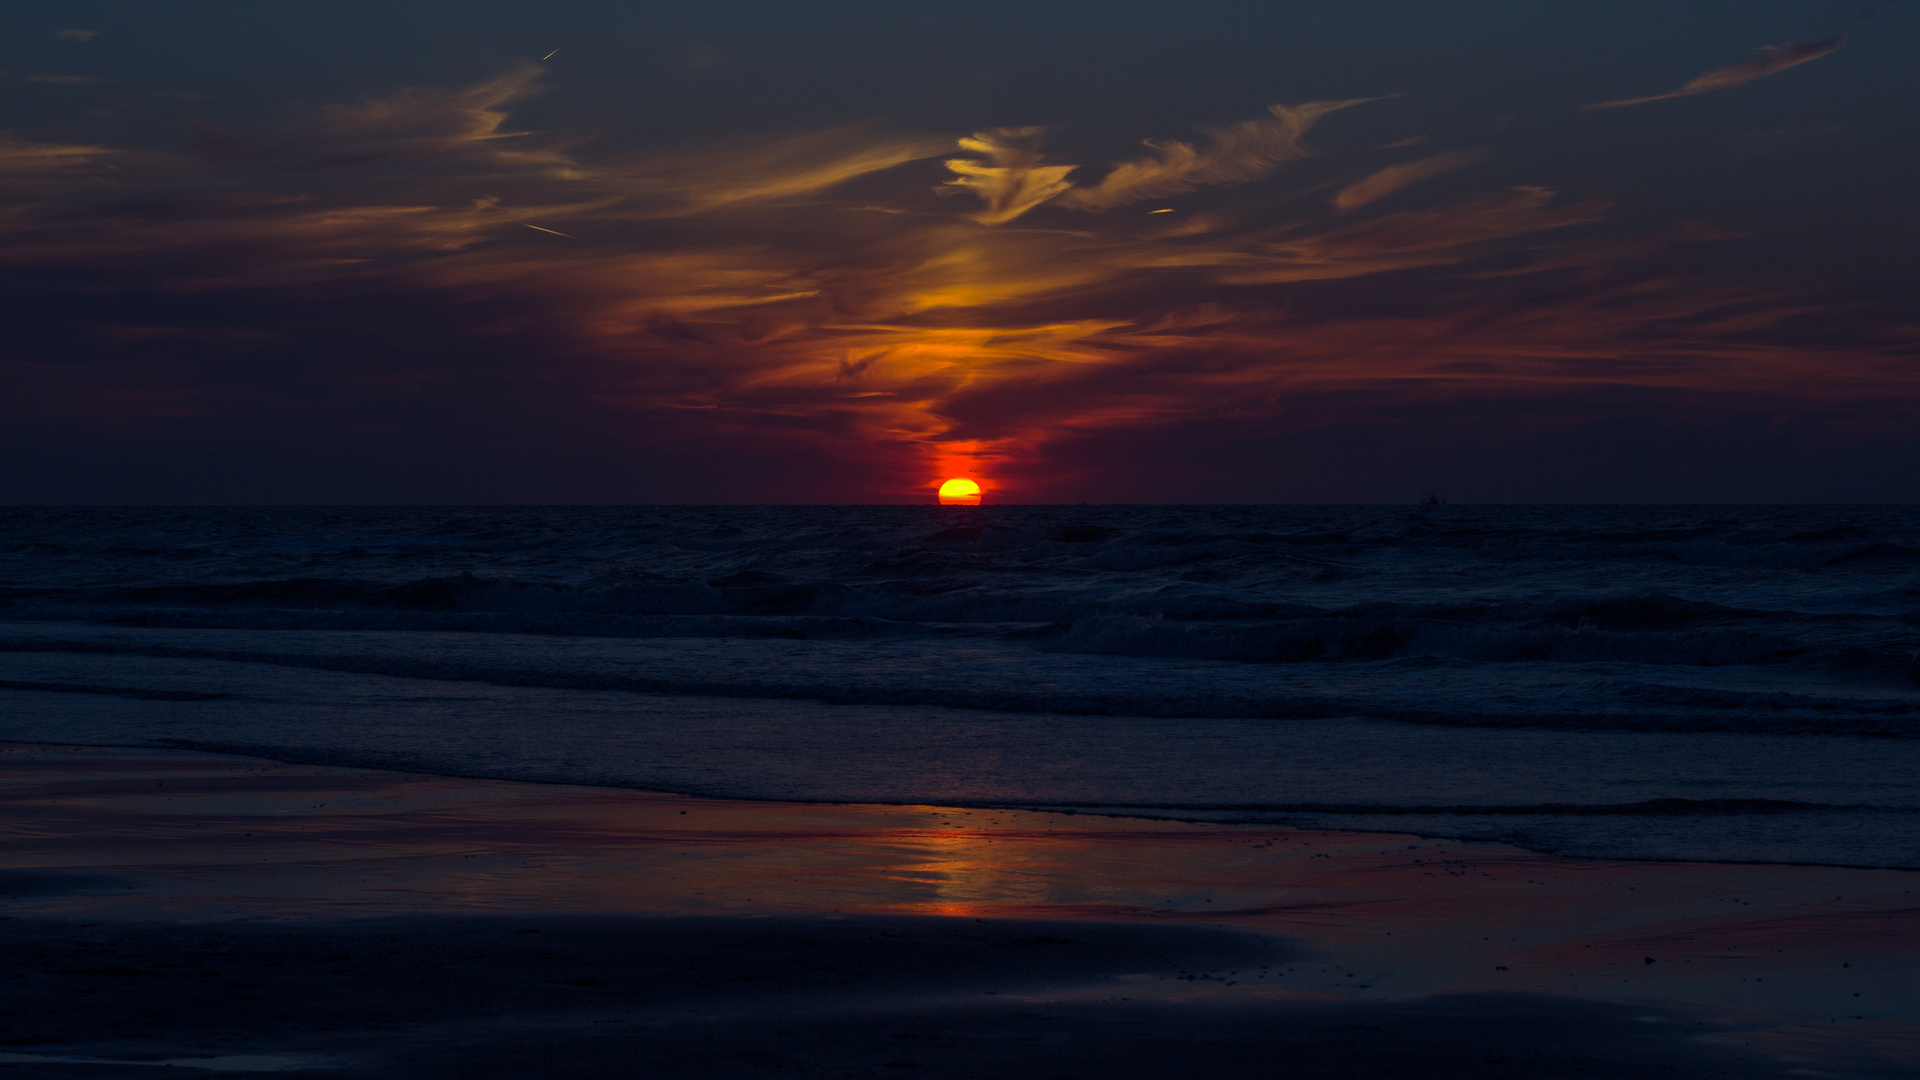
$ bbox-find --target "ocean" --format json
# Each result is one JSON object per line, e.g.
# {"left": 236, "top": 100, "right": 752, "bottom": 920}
{"left": 2, "top": 505, "right": 1916, "bottom": 868}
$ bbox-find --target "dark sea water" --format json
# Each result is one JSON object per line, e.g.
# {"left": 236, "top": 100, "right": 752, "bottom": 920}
{"left": 3, "top": 505, "right": 1918, "bottom": 867}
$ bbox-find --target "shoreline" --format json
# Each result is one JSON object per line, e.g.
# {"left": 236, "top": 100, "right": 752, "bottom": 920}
{"left": 4, "top": 742, "right": 1916, "bottom": 1077}
{"left": 17, "top": 734, "right": 1915, "bottom": 874}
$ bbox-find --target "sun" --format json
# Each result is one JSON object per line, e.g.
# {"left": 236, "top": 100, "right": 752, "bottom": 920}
{"left": 937, "top": 477, "right": 983, "bottom": 506}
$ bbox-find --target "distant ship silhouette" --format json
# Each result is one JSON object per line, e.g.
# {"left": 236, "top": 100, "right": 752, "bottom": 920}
{"left": 1420, "top": 489, "right": 1446, "bottom": 506}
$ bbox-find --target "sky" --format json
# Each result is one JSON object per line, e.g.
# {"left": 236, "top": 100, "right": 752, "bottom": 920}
{"left": 2, "top": 1, "right": 1916, "bottom": 504}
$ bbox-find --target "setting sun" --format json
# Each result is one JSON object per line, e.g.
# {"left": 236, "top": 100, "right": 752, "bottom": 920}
{"left": 937, "top": 478, "right": 983, "bottom": 506}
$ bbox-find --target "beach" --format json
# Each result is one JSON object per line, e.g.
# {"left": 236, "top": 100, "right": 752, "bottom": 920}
{"left": 3, "top": 742, "right": 1913, "bottom": 1077}
{"left": 6, "top": 0, "right": 1920, "bottom": 1067}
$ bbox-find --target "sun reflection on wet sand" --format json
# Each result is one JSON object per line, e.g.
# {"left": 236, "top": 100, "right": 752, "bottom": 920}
{"left": 3, "top": 744, "right": 1915, "bottom": 1063}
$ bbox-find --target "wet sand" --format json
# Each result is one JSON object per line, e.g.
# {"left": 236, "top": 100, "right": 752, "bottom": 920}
{"left": 1, "top": 743, "right": 1914, "bottom": 1077}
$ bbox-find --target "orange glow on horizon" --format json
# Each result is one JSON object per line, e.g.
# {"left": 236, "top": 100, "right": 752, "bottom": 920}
{"left": 937, "top": 477, "right": 983, "bottom": 505}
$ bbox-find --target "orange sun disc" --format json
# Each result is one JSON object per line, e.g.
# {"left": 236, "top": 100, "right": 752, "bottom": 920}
{"left": 937, "top": 478, "right": 982, "bottom": 506}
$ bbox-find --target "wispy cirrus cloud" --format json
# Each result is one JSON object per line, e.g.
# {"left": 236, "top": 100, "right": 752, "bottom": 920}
{"left": 1582, "top": 37, "right": 1844, "bottom": 110}
{"left": 194, "top": 64, "right": 947, "bottom": 217}
{"left": 940, "top": 127, "right": 1079, "bottom": 224}
{"left": 194, "top": 63, "right": 566, "bottom": 169}
{"left": 1334, "top": 148, "right": 1485, "bottom": 211}
{"left": 1, "top": 64, "right": 1909, "bottom": 499}
{"left": 1055, "top": 98, "right": 1375, "bottom": 211}
{"left": 940, "top": 99, "right": 1373, "bottom": 224}
{"left": 1210, "top": 187, "right": 1608, "bottom": 284}
{"left": 611, "top": 126, "right": 950, "bottom": 216}
{"left": 0, "top": 134, "right": 113, "bottom": 173}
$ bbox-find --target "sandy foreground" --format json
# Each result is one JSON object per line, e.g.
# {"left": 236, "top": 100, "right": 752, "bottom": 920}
{"left": 0, "top": 743, "right": 1914, "bottom": 1078}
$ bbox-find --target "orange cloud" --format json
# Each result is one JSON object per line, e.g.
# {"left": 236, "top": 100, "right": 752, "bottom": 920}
{"left": 1334, "top": 148, "right": 1485, "bottom": 211}
{"left": 1583, "top": 37, "right": 1844, "bottom": 110}
{"left": 941, "top": 100, "right": 1373, "bottom": 224}
{"left": 941, "top": 127, "right": 1078, "bottom": 224}
{"left": 606, "top": 126, "right": 950, "bottom": 216}
{"left": 1056, "top": 99, "right": 1375, "bottom": 210}
{"left": 312, "top": 62, "right": 546, "bottom": 160}
{"left": 2, "top": 64, "right": 1910, "bottom": 499}
{"left": 192, "top": 62, "right": 568, "bottom": 171}
{"left": 0, "top": 134, "right": 113, "bottom": 173}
